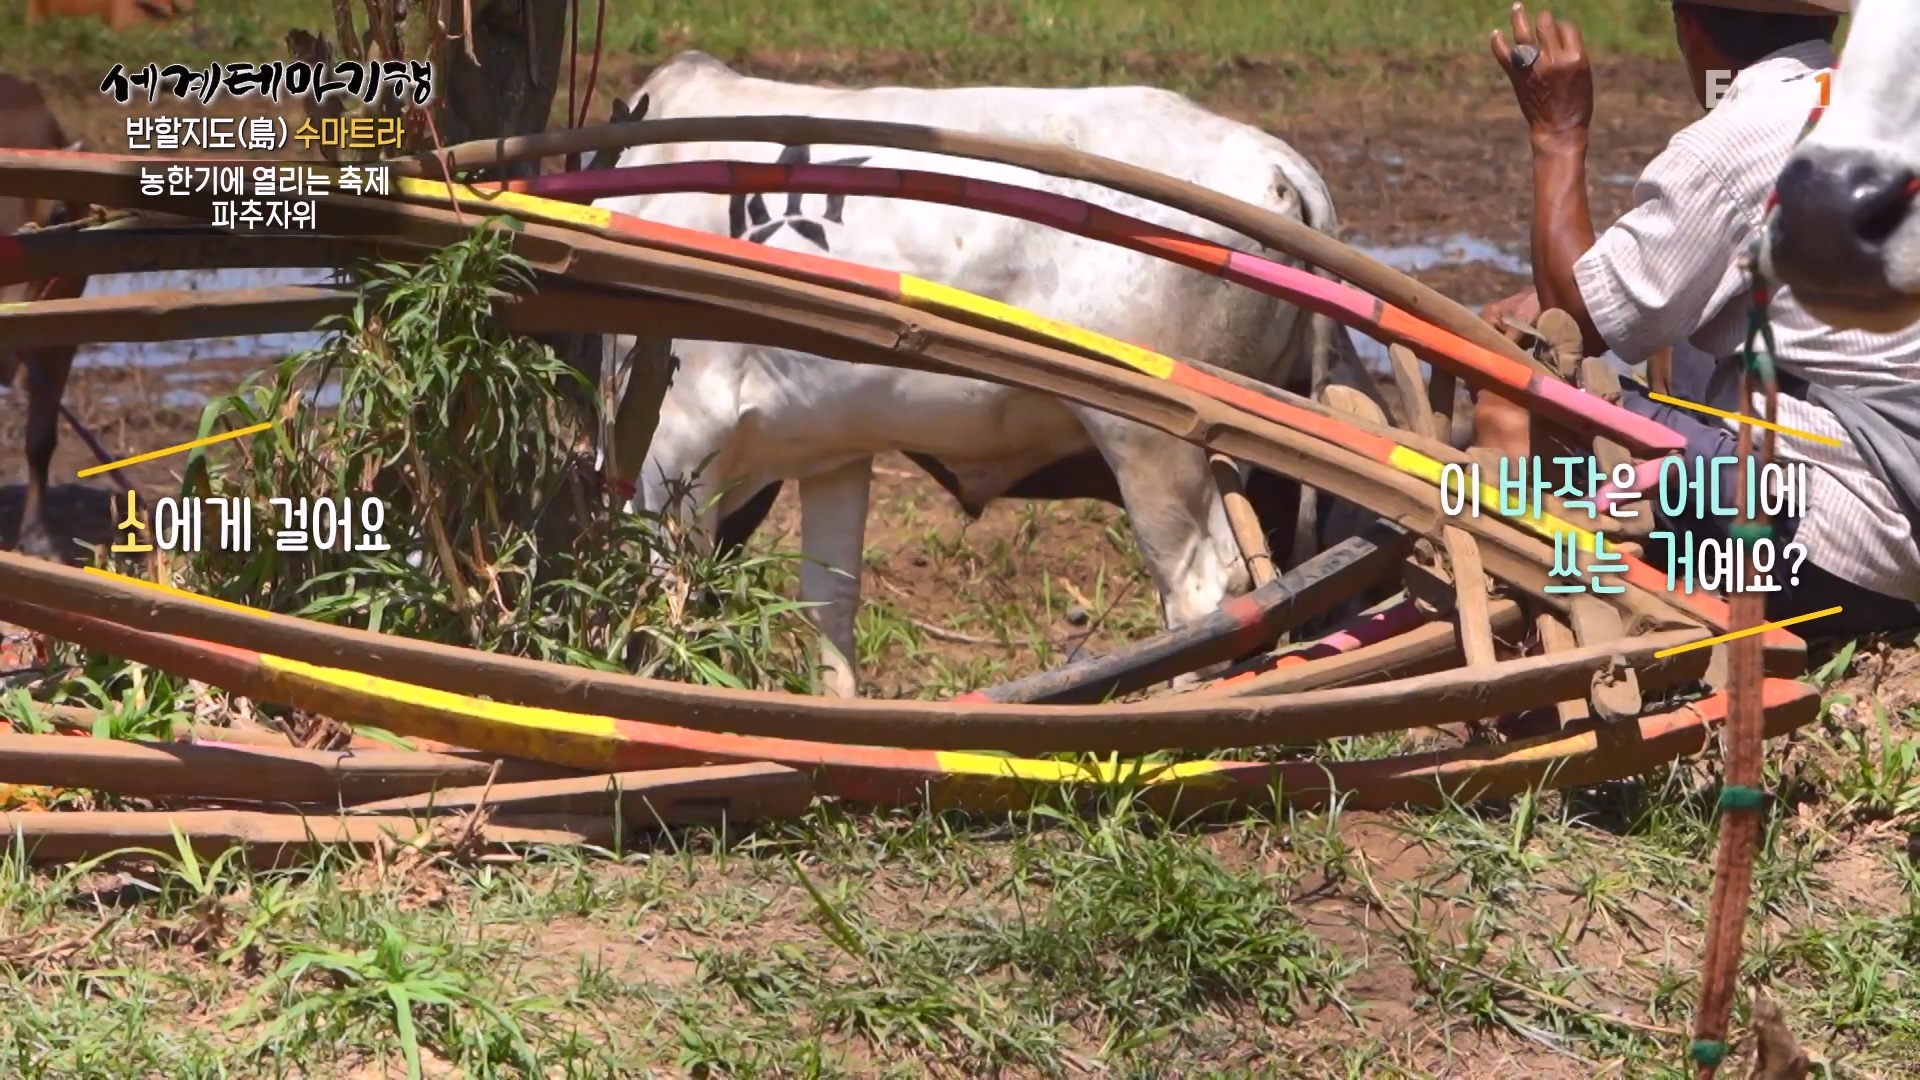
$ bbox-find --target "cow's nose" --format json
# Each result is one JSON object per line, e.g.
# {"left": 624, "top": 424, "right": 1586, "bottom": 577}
{"left": 1771, "top": 150, "right": 1917, "bottom": 293}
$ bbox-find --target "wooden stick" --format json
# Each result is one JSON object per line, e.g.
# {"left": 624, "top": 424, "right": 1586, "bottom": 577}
{"left": 1534, "top": 612, "right": 1591, "bottom": 729}
{"left": 0, "top": 809, "right": 607, "bottom": 866}
{"left": 1200, "top": 599, "right": 1526, "bottom": 698}
{"left": 1535, "top": 308, "right": 1585, "bottom": 382}
{"left": 1387, "top": 344, "right": 1439, "bottom": 441}
{"left": 348, "top": 762, "right": 813, "bottom": 827}
{"left": 1207, "top": 453, "right": 1277, "bottom": 587}
{"left": 1441, "top": 526, "right": 1499, "bottom": 669}
{"left": 1579, "top": 355, "right": 1635, "bottom": 477}
{"left": 0, "top": 733, "right": 575, "bottom": 805}
{"left": 1646, "top": 347, "right": 1673, "bottom": 397}
{"left": 1323, "top": 384, "right": 1389, "bottom": 427}
{"left": 1428, "top": 369, "right": 1458, "bottom": 446}
{"left": 1570, "top": 595, "right": 1644, "bottom": 722}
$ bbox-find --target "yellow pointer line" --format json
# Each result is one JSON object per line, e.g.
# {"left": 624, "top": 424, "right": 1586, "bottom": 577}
{"left": 76, "top": 421, "right": 273, "bottom": 479}
{"left": 1652, "top": 605, "right": 1842, "bottom": 658}
{"left": 1646, "top": 392, "right": 1841, "bottom": 447}
{"left": 80, "top": 567, "right": 273, "bottom": 618}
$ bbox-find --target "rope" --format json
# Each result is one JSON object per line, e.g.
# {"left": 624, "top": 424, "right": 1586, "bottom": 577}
{"left": 562, "top": 0, "right": 609, "bottom": 173}
{"left": 1685, "top": 60, "right": 1831, "bottom": 1074}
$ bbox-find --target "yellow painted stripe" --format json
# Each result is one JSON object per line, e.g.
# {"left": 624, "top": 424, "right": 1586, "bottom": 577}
{"left": 266, "top": 655, "right": 1226, "bottom": 791}
{"left": 260, "top": 653, "right": 622, "bottom": 738}
{"left": 81, "top": 567, "right": 272, "bottom": 617}
{"left": 395, "top": 176, "right": 614, "bottom": 231}
{"left": 898, "top": 274, "right": 1177, "bottom": 380}
{"left": 932, "top": 751, "right": 1227, "bottom": 786}
{"left": 1387, "top": 446, "right": 1600, "bottom": 552}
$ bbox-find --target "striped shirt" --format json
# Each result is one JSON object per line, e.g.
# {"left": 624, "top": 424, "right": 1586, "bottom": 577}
{"left": 1573, "top": 40, "right": 1920, "bottom": 602}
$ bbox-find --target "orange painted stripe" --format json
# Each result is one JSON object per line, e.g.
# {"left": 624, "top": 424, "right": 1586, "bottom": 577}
{"left": 1163, "top": 362, "right": 1400, "bottom": 463}
{"left": 1084, "top": 206, "right": 1233, "bottom": 273}
{"left": 1376, "top": 305, "right": 1535, "bottom": 391}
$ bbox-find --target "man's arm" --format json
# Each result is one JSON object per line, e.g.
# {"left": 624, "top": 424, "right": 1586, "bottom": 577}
{"left": 1492, "top": 5, "right": 1603, "bottom": 350}
{"left": 1530, "top": 131, "right": 1604, "bottom": 355}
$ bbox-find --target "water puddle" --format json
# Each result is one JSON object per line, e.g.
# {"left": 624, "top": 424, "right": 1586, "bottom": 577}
{"left": 73, "top": 267, "right": 334, "bottom": 371}
{"left": 1355, "top": 235, "right": 1531, "bottom": 277}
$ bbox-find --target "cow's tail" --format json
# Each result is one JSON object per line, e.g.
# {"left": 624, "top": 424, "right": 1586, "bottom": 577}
{"left": 1269, "top": 157, "right": 1391, "bottom": 569}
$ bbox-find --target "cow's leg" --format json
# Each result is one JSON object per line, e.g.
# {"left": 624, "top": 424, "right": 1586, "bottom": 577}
{"left": 1069, "top": 409, "right": 1247, "bottom": 683}
{"left": 18, "top": 345, "right": 74, "bottom": 559}
{"left": 798, "top": 457, "right": 873, "bottom": 698}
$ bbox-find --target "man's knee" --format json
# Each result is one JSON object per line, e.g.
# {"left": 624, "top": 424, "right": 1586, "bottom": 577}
{"left": 1471, "top": 391, "right": 1531, "bottom": 457}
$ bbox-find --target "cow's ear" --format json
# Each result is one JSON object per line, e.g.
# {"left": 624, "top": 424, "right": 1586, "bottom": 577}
{"left": 609, "top": 98, "right": 629, "bottom": 124}
{"left": 632, "top": 93, "right": 650, "bottom": 121}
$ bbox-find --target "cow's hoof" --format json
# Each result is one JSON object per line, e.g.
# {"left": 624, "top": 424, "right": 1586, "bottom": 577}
{"left": 11, "top": 522, "right": 63, "bottom": 561}
{"left": 820, "top": 665, "right": 859, "bottom": 698}
{"left": 817, "top": 643, "right": 859, "bottom": 698}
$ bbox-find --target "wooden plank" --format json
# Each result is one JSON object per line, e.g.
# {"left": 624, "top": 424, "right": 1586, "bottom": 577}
{"left": 349, "top": 762, "right": 813, "bottom": 828}
{"left": 1208, "top": 453, "right": 1277, "bottom": 587}
{"left": 1323, "top": 384, "right": 1389, "bottom": 427}
{"left": 1570, "top": 595, "right": 1644, "bottom": 722}
{"left": 1202, "top": 599, "right": 1527, "bottom": 698}
{"left": 1387, "top": 344, "right": 1438, "bottom": 440}
{"left": 0, "top": 733, "right": 574, "bottom": 804}
{"left": 1646, "top": 346, "right": 1673, "bottom": 397}
{"left": 1534, "top": 612, "right": 1591, "bottom": 728}
{"left": 0, "top": 810, "right": 609, "bottom": 867}
{"left": 1579, "top": 356, "right": 1635, "bottom": 475}
{"left": 1535, "top": 309, "right": 1585, "bottom": 382}
{"left": 1428, "top": 369, "right": 1459, "bottom": 446}
{"left": 1442, "top": 525, "right": 1499, "bottom": 669}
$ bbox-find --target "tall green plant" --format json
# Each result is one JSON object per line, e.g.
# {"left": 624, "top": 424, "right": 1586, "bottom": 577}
{"left": 181, "top": 220, "right": 815, "bottom": 691}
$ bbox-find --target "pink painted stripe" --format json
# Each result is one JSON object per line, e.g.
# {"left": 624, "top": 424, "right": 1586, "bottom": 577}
{"left": 1291, "top": 598, "right": 1425, "bottom": 658}
{"left": 1531, "top": 377, "right": 1688, "bottom": 456}
{"left": 1200, "top": 597, "right": 1425, "bottom": 691}
{"left": 1221, "top": 250, "right": 1380, "bottom": 324}
{"left": 1596, "top": 457, "right": 1672, "bottom": 514}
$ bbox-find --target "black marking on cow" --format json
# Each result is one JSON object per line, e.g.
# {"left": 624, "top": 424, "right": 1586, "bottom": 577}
{"left": 726, "top": 144, "right": 871, "bottom": 252}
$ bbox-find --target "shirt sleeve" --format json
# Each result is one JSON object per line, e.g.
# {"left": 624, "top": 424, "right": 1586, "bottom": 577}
{"left": 1571, "top": 143, "right": 1754, "bottom": 364}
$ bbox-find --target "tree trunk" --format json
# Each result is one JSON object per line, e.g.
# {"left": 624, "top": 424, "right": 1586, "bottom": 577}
{"left": 436, "top": 0, "right": 568, "bottom": 183}
{"left": 433, "top": 0, "right": 602, "bottom": 434}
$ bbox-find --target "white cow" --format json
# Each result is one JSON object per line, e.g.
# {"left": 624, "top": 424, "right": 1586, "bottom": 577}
{"left": 1766, "top": 0, "right": 1920, "bottom": 332}
{"left": 595, "top": 52, "right": 1366, "bottom": 696}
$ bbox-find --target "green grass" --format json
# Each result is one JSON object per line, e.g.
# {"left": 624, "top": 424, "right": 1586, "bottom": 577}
{"left": 0, "top": 741, "right": 1911, "bottom": 1076}
{"left": 0, "top": 0, "right": 1682, "bottom": 101}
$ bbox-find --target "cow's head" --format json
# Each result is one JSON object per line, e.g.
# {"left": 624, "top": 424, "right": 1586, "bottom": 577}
{"left": 584, "top": 93, "right": 650, "bottom": 173}
{"left": 1765, "top": 0, "right": 1920, "bottom": 332}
